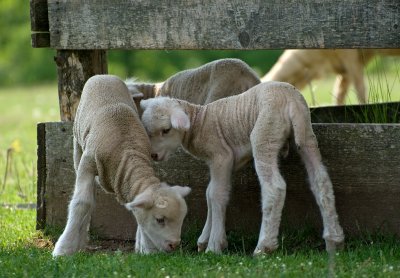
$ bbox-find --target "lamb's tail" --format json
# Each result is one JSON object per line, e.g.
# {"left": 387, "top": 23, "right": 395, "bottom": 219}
{"left": 287, "top": 89, "right": 311, "bottom": 150}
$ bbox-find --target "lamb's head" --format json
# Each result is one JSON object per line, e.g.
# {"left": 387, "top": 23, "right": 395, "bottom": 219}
{"left": 140, "top": 97, "right": 190, "bottom": 162}
{"left": 125, "top": 183, "right": 191, "bottom": 253}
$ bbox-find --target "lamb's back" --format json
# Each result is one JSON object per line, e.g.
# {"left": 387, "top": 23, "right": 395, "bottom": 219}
{"left": 74, "top": 75, "right": 139, "bottom": 148}
{"left": 73, "top": 75, "right": 157, "bottom": 201}
{"left": 200, "top": 82, "right": 305, "bottom": 146}
{"left": 160, "top": 59, "right": 260, "bottom": 104}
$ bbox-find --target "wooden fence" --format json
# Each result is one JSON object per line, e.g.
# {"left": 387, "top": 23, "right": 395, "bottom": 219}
{"left": 31, "top": 0, "right": 400, "bottom": 239}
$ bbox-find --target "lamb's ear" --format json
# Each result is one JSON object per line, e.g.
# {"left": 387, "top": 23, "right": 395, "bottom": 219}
{"left": 125, "top": 191, "right": 154, "bottom": 210}
{"left": 171, "top": 109, "right": 190, "bottom": 130}
{"left": 140, "top": 99, "right": 151, "bottom": 111}
{"left": 172, "top": 186, "right": 192, "bottom": 198}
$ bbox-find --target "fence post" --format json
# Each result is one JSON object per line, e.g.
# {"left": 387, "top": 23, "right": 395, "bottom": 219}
{"left": 54, "top": 50, "right": 108, "bottom": 121}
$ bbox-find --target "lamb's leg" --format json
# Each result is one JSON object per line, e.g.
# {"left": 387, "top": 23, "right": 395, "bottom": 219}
{"left": 298, "top": 133, "right": 344, "bottom": 252}
{"left": 197, "top": 185, "right": 213, "bottom": 252}
{"left": 135, "top": 225, "right": 143, "bottom": 253}
{"left": 250, "top": 110, "right": 290, "bottom": 255}
{"left": 52, "top": 153, "right": 96, "bottom": 257}
{"left": 135, "top": 224, "right": 158, "bottom": 254}
{"left": 135, "top": 225, "right": 151, "bottom": 253}
{"left": 73, "top": 138, "right": 82, "bottom": 172}
{"left": 74, "top": 140, "right": 98, "bottom": 189}
{"left": 351, "top": 69, "right": 367, "bottom": 104}
{"left": 252, "top": 142, "right": 287, "bottom": 255}
{"left": 198, "top": 156, "right": 233, "bottom": 253}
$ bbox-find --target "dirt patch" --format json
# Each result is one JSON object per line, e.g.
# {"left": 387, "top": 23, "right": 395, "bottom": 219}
{"left": 33, "top": 235, "right": 135, "bottom": 253}
{"left": 86, "top": 239, "right": 135, "bottom": 253}
{"left": 32, "top": 236, "right": 54, "bottom": 249}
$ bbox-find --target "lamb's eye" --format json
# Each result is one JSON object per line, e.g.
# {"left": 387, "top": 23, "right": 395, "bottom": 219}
{"left": 156, "top": 217, "right": 165, "bottom": 225}
{"left": 162, "top": 128, "right": 171, "bottom": 135}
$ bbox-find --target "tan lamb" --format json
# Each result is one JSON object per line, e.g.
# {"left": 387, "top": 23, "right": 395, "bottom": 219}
{"left": 52, "top": 75, "right": 191, "bottom": 257}
{"left": 126, "top": 58, "right": 260, "bottom": 112}
{"left": 139, "top": 81, "right": 344, "bottom": 255}
{"left": 261, "top": 49, "right": 400, "bottom": 105}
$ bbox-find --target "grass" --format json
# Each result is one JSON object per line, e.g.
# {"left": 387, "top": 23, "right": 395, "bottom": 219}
{"left": 0, "top": 84, "right": 59, "bottom": 204}
{"left": 1, "top": 62, "right": 400, "bottom": 277}
{"left": 1, "top": 208, "right": 400, "bottom": 277}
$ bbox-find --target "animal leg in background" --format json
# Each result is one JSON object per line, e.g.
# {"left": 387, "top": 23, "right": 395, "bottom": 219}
{"left": 333, "top": 75, "right": 351, "bottom": 105}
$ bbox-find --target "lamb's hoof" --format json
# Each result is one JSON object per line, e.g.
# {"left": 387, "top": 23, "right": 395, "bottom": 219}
{"left": 52, "top": 246, "right": 77, "bottom": 257}
{"left": 253, "top": 245, "right": 277, "bottom": 256}
{"left": 205, "top": 246, "right": 223, "bottom": 254}
{"left": 325, "top": 239, "right": 345, "bottom": 253}
{"left": 204, "top": 239, "right": 228, "bottom": 254}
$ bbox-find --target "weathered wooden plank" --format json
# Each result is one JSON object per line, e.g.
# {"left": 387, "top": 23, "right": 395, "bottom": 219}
{"left": 55, "top": 50, "right": 108, "bottom": 121}
{"left": 38, "top": 121, "right": 400, "bottom": 239}
{"left": 30, "top": 0, "right": 48, "bottom": 32}
{"left": 36, "top": 123, "right": 46, "bottom": 230}
{"left": 31, "top": 33, "right": 50, "bottom": 48}
{"left": 30, "top": 0, "right": 50, "bottom": 48}
{"left": 46, "top": 0, "right": 400, "bottom": 50}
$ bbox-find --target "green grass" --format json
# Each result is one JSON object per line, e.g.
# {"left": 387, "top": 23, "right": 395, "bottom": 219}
{"left": 1, "top": 67, "right": 400, "bottom": 277}
{"left": 1, "top": 208, "right": 400, "bottom": 277}
{"left": 0, "top": 84, "right": 59, "bottom": 204}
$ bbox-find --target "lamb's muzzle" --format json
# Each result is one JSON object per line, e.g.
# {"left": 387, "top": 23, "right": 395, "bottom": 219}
{"left": 140, "top": 81, "right": 344, "bottom": 254}
{"left": 52, "top": 75, "right": 191, "bottom": 257}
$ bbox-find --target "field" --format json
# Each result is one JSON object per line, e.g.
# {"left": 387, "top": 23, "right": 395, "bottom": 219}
{"left": 1, "top": 66, "right": 400, "bottom": 277}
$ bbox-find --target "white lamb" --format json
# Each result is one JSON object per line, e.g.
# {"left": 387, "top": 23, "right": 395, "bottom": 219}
{"left": 52, "top": 75, "right": 191, "bottom": 257}
{"left": 140, "top": 81, "right": 344, "bottom": 255}
{"left": 126, "top": 58, "right": 260, "bottom": 112}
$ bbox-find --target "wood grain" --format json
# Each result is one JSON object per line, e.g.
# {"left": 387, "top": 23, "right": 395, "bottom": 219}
{"left": 55, "top": 50, "right": 108, "bottom": 121}
{"left": 30, "top": 0, "right": 50, "bottom": 47}
{"left": 46, "top": 0, "right": 400, "bottom": 50}
{"left": 38, "top": 121, "right": 400, "bottom": 239}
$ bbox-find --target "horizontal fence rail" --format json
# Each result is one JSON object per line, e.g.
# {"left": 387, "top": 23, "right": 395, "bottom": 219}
{"left": 30, "top": 0, "right": 400, "bottom": 49}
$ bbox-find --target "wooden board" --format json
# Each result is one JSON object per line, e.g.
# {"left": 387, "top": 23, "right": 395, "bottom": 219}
{"left": 30, "top": 0, "right": 50, "bottom": 48}
{"left": 37, "top": 121, "right": 400, "bottom": 239}
{"left": 45, "top": 0, "right": 400, "bottom": 50}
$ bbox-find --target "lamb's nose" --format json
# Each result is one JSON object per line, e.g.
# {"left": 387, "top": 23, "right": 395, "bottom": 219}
{"left": 167, "top": 240, "right": 181, "bottom": 251}
{"left": 151, "top": 153, "right": 158, "bottom": 160}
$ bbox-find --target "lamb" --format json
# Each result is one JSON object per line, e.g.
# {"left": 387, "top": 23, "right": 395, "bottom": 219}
{"left": 126, "top": 58, "right": 260, "bottom": 112}
{"left": 261, "top": 49, "right": 400, "bottom": 105}
{"left": 139, "top": 81, "right": 344, "bottom": 255}
{"left": 52, "top": 75, "right": 191, "bottom": 257}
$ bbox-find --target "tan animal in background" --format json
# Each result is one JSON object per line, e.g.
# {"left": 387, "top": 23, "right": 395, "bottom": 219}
{"left": 139, "top": 81, "right": 344, "bottom": 255}
{"left": 261, "top": 49, "right": 400, "bottom": 105}
{"left": 52, "top": 75, "right": 191, "bottom": 256}
{"left": 126, "top": 58, "right": 260, "bottom": 112}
